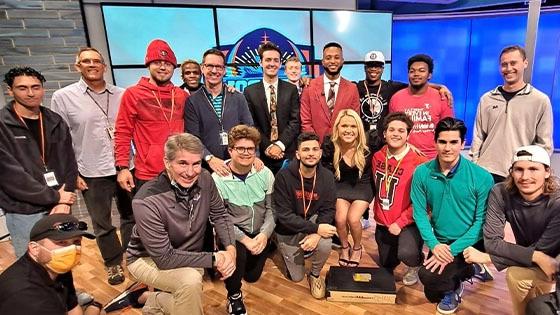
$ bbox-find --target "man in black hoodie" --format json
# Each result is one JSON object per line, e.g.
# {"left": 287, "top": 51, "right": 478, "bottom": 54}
{"left": 273, "top": 132, "right": 337, "bottom": 299}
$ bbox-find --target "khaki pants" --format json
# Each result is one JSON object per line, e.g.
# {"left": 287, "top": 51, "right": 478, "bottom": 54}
{"left": 127, "top": 257, "right": 204, "bottom": 315}
{"left": 506, "top": 266, "right": 555, "bottom": 315}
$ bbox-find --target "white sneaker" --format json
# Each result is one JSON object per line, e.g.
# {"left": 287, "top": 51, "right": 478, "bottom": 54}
{"left": 402, "top": 266, "right": 420, "bottom": 286}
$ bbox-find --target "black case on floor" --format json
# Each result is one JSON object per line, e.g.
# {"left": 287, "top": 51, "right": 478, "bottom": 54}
{"left": 326, "top": 266, "right": 397, "bottom": 304}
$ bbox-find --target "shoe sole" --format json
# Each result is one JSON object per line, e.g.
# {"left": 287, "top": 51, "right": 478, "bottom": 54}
{"left": 402, "top": 278, "right": 418, "bottom": 286}
{"left": 436, "top": 306, "right": 459, "bottom": 314}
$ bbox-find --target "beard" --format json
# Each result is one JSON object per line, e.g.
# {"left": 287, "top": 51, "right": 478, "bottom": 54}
{"left": 410, "top": 81, "right": 427, "bottom": 91}
{"left": 324, "top": 64, "right": 343, "bottom": 77}
{"left": 299, "top": 158, "right": 320, "bottom": 169}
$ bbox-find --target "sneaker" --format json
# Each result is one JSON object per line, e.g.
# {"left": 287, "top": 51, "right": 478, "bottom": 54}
{"left": 76, "top": 290, "right": 94, "bottom": 306}
{"left": 103, "top": 282, "right": 148, "bottom": 312}
{"left": 436, "top": 282, "right": 463, "bottom": 314}
{"left": 307, "top": 273, "right": 326, "bottom": 299}
{"left": 303, "top": 250, "right": 313, "bottom": 259}
{"left": 226, "top": 292, "right": 247, "bottom": 315}
{"left": 360, "top": 218, "right": 371, "bottom": 229}
{"left": 107, "top": 264, "right": 125, "bottom": 285}
{"left": 402, "top": 266, "right": 420, "bottom": 286}
{"left": 473, "top": 263, "right": 494, "bottom": 282}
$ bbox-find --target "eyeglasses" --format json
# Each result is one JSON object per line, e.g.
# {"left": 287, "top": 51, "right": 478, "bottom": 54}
{"left": 204, "top": 64, "right": 225, "bottom": 71}
{"left": 49, "top": 221, "right": 88, "bottom": 233}
{"left": 79, "top": 58, "right": 104, "bottom": 66}
{"left": 232, "top": 146, "right": 256, "bottom": 154}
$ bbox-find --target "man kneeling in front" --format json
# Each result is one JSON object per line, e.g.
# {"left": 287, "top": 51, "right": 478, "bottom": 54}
{"left": 126, "top": 133, "right": 237, "bottom": 315}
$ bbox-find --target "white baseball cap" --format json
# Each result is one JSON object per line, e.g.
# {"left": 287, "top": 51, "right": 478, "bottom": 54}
{"left": 364, "top": 50, "right": 385, "bottom": 64}
{"left": 512, "top": 145, "right": 550, "bottom": 167}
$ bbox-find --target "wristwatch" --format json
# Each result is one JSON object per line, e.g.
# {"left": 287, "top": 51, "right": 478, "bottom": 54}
{"left": 115, "top": 165, "right": 129, "bottom": 172}
{"left": 205, "top": 154, "right": 214, "bottom": 162}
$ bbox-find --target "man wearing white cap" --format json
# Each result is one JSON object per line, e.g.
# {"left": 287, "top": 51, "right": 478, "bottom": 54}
{"left": 464, "top": 145, "right": 560, "bottom": 315}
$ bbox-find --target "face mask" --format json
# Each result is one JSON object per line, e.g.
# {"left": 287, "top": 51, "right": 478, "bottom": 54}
{"left": 39, "top": 243, "right": 81, "bottom": 274}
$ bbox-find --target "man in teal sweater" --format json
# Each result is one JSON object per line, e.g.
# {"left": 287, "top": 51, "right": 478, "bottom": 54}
{"left": 411, "top": 117, "right": 493, "bottom": 314}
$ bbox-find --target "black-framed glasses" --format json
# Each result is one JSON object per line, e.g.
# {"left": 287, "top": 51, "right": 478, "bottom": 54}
{"left": 204, "top": 64, "right": 225, "bottom": 71}
{"left": 232, "top": 146, "right": 256, "bottom": 154}
{"left": 50, "top": 221, "right": 88, "bottom": 232}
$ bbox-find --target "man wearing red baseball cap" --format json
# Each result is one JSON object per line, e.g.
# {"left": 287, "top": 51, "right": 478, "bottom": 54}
{"left": 114, "top": 39, "right": 188, "bottom": 193}
{"left": 0, "top": 214, "right": 102, "bottom": 314}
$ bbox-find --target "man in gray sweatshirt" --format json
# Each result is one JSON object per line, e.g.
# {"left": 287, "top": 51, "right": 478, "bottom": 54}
{"left": 463, "top": 145, "right": 560, "bottom": 315}
{"left": 470, "top": 45, "right": 553, "bottom": 183}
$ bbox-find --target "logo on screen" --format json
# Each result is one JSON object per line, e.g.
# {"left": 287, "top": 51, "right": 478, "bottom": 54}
{"left": 220, "top": 28, "right": 312, "bottom": 91}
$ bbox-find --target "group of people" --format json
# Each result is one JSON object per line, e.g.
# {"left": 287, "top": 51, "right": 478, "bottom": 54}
{"left": 0, "top": 37, "right": 556, "bottom": 315}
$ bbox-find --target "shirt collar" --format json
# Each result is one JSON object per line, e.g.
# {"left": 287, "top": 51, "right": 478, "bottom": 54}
{"left": 324, "top": 75, "right": 341, "bottom": 86}
{"left": 78, "top": 77, "right": 114, "bottom": 95}
{"left": 202, "top": 84, "right": 224, "bottom": 99}
{"left": 386, "top": 144, "right": 410, "bottom": 161}
{"left": 262, "top": 79, "right": 279, "bottom": 89}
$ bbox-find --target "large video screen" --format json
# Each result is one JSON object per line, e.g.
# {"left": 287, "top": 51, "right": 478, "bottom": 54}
{"left": 102, "top": 5, "right": 392, "bottom": 89}
{"left": 392, "top": 10, "right": 560, "bottom": 149}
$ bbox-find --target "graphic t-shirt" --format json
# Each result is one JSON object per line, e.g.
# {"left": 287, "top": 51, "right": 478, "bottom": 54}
{"left": 389, "top": 87, "right": 454, "bottom": 159}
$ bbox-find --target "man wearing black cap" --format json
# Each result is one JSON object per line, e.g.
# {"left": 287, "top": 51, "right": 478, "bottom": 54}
{"left": 114, "top": 39, "right": 188, "bottom": 193}
{"left": 0, "top": 214, "right": 101, "bottom": 314}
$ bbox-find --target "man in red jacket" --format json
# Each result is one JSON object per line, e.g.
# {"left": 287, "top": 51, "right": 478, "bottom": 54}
{"left": 300, "top": 42, "right": 360, "bottom": 143}
{"left": 372, "top": 112, "right": 427, "bottom": 286}
{"left": 114, "top": 39, "right": 188, "bottom": 192}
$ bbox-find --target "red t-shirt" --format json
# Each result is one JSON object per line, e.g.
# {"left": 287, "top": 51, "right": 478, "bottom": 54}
{"left": 389, "top": 87, "right": 454, "bottom": 159}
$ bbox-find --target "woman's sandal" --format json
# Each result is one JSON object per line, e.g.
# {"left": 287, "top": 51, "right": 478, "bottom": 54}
{"left": 347, "top": 246, "right": 362, "bottom": 267}
{"left": 338, "top": 245, "right": 351, "bottom": 266}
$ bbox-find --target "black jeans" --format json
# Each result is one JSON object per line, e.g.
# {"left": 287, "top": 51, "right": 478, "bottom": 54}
{"left": 375, "top": 224, "right": 424, "bottom": 271}
{"left": 224, "top": 239, "right": 269, "bottom": 296}
{"left": 81, "top": 174, "right": 134, "bottom": 266}
{"left": 418, "top": 240, "right": 484, "bottom": 303}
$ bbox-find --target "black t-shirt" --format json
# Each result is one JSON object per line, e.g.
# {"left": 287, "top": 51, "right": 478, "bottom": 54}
{"left": 0, "top": 254, "right": 78, "bottom": 314}
{"left": 22, "top": 117, "right": 44, "bottom": 156}
{"left": 356, "top": 79, "right": 407, "bottom": 132}
{"left": 498, "top": 85, "right": 526, "bottom": 103}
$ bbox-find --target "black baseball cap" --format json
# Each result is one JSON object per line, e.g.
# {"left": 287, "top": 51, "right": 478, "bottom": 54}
{"left": 30, "top": 214, "right": 95, "bottom": 242}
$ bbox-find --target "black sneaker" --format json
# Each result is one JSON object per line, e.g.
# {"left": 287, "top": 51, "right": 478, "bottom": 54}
{"left": 106, "top": 264, "right": 125, "bottom": 285}
{"left": 227, "top": 292, "right": 247, "bottom": 315}
{"left": 103, "top": 282, "right": 148, "bottom": 312}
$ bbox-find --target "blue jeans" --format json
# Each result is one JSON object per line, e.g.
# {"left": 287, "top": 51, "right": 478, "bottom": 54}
{"left": 6, "top": 211, "right": 47, "bottom": 258}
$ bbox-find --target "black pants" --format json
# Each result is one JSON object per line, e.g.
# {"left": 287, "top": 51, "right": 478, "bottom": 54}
{"left": 224, "top": 240, "right": 269, "bottom": 296}
{"left": 418, "top": 240, "right": 484, "bottom": 303}
{"left": 81, "top": 174, "right": 134, "bottom": 266}
{"left": 526, "top": 291, "right": 560, "bottom": 315}
{"left": 375, "top": 224, "right": 424, "bottom": 271}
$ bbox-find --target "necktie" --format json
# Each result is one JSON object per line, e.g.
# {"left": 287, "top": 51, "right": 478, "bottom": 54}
{"left": 269, "top": 85, "right": 278, "bottom": 141}
{"left": 327, "top": 81, "right": 336, "bottom": 114}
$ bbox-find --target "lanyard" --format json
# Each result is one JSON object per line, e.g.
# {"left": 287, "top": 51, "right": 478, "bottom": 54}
{"left": 364, "top": 81, "right": 382, "bottom": 112}
{"left": 204, "top": 87, "right": 227, "bottom": 131}
{"left": 299, "top": 169, "right": 317, "bottom": 219}
{"left": 85, "top": 89, "right": 110, "bottom": 125}
{"left": 152, "top": 89, "right": 175, "bottom": 129}
{"left": 384, "top": 151, "right": 404, "bottom": 194}
{"left": 14, "top": 109, "right": 47, "bottom": 168}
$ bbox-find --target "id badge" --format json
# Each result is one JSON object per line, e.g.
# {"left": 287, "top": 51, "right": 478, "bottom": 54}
{"left": 44, "top": 171, "right": 59, "bottom": 187}
{"left": 381, "top": 198, "right": 390, "bottom": 211}
{"left": 219, "top": 131, "right": 228, "bottom": 146}
{"left": 105, "top": 125, "right": 115, "bottom": 140}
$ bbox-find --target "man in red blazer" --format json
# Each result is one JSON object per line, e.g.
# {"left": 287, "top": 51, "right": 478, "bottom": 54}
{"left": 300, "top": 42, "right": 360, "bottom": 142}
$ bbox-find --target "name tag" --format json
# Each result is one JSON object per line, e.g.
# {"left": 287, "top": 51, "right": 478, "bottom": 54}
{"left": 219, "top": 131, "right": 228, "bottom": 146}
{"left": 44, "top": 171, "right": 59, "bottom": 187}
{"left": 105, "top": 126, "right": 115, "bottom": 140}
{"left": 381, "top": 198, "right": 390, "bottom": 211}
